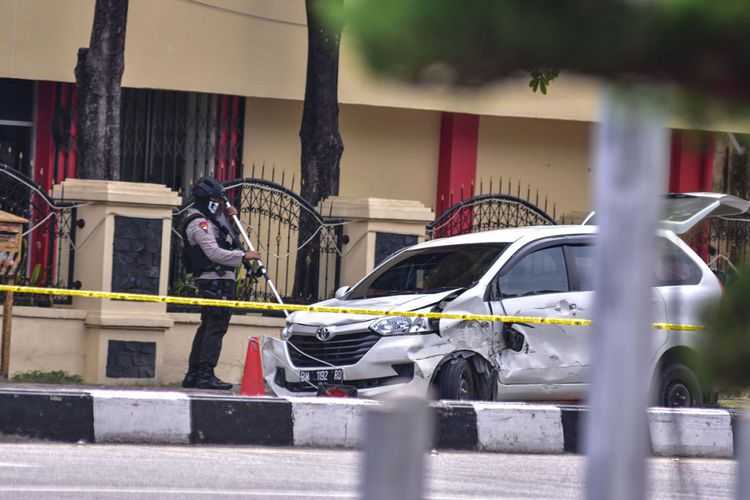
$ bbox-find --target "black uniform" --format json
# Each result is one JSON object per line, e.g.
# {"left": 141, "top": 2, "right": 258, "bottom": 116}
{"left": 181, "top": 178, "right": 245, "bottom": 390}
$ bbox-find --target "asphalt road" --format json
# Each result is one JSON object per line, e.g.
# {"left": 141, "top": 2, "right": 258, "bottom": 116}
{"left": 0, "top": 442, "right": 735, "bottom": 499}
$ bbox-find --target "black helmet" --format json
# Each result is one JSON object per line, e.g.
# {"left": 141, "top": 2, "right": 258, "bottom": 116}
{"left": 192, "top": 176, "right": 225, "bottom": 200}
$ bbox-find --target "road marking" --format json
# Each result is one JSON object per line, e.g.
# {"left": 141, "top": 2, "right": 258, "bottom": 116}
{"left": 0, "top": 462, "right": 36, "bottom": 468}
{"left": 0, "top": 486, "right": 521, "bottom": 499}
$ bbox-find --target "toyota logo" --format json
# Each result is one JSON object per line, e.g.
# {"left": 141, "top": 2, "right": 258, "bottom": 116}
{"left": 316, "top": 327, "right": 334, "bottom": 342}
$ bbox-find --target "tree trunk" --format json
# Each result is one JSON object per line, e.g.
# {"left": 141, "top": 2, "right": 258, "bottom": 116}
{"left": 75, "top": 0, "right": 129, "bottom": 180}
{"left": 293, "top": 0, "right": 344, "bottom": 301}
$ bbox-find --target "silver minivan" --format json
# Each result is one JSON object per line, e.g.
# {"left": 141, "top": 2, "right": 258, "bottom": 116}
{"left": 262, "top": 193, "right": 749, "bottom": 406}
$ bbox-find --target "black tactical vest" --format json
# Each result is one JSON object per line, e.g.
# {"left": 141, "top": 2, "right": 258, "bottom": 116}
{"left": 180, "top": 211, "right": 240, "bottom": 277}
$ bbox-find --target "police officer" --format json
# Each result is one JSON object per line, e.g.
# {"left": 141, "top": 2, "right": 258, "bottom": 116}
{"left": 181, "top": 176, "right": 260, "bottom": 390}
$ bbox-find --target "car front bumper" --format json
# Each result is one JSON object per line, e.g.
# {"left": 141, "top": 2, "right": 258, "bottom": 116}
{"left": 261, "top": 333, "right": 452, "bottom": 398}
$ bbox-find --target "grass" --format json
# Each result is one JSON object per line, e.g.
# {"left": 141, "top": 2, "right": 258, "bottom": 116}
{"left": 718, "top": 391, "right": 750, "bottom": 410}
{"left": 9, "top": 370, "right": 84, "bottom": 385}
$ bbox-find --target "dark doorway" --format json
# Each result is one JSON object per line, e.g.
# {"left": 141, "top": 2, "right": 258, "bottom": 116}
{"left": 0, "top": 78, "right": 34, "bottom": 176}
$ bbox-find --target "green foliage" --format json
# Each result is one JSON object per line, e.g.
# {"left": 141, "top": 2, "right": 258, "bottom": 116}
{"left": 10, "top": 370, "right": 84, "bottom": 385}
{"left": 700, "top": 267, "right": 750, "bottom": 393}
{"left": 332, "top": 0, "right": 750, "bottom": 104}
{"left": 172, "top": 275, "right": 198, "bottom": 297}
{"left": 29, "top": 263, "right": 42, "bottom": 286}
{"left": 529, "top": 70, "right": 559, "bottom": 95}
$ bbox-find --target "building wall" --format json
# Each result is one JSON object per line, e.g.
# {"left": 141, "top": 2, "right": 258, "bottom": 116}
{"left": 243, "top": 97, "right": 302, "bottom": 183}
{"left": 243, "top": 99, "right": 440, "bottom": 210}
{"left": 4, "top": 306, "right": 283, "bottom": 384}
{"left": 339, "top": 104, "right": 440, "bottom": 209}
{"left": 5, "top": 0, "right": 750, "bottom": 131}
{"left": 476, "top": 116, "right": 593, "bottom": 220}
{"left": 0, "top": 0, "right": 604, "bottom": 124}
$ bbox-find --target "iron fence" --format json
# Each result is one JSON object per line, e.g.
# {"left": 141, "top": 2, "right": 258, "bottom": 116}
{"left": 169, "top": 168, "right": 342, "bottom": 312}
{"left": 707, "top": 218, "right": 750, "bottom": 284}
{"left": 0, "top": 163, "right": 79, "bottom": 305}
{"left": 428, "top": 179, "right": 558, "bottom": 239}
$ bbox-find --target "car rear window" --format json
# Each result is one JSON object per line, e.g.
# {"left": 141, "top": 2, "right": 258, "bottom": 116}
{"left": 562, "top": 238, "right": 703, "bottom": 290}
{"left": 655, "top": 238, "right": 703, "bottom": 286}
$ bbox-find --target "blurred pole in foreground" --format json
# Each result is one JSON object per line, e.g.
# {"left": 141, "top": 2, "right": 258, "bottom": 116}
{"left": 361, "top": 397, "right": 433, "bottom": 500}
{"left": 585, "top": 88, "right": 668, "bottom": 500}
{"left": 738, "top": 415, "right": 750, "bottom": 499}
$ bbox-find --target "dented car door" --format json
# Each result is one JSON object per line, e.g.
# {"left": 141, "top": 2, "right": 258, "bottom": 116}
{"left": 489, "top": 243, "right": 590, "bottom": 386}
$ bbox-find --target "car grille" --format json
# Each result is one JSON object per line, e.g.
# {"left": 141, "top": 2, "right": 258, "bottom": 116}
{"left": 287, "top": 332, "right": 381, "bottom": 367}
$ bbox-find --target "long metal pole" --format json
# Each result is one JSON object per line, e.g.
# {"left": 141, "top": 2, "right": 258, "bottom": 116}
{"left": 585, "top": 88, "right": 668, "bottom": 500}
{"left": 223, "top": 197, "right": 288, "bottom": 317}
{"left": 738, "top": 415, "right": 750, "bottom": 500}
{"left": 361, "top": 397, "right": 432, "bottom": 500}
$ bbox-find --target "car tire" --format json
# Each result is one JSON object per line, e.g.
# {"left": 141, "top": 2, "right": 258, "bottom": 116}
{"left": 437, "top": 358, "right": 477, "bottom": 401}
{"left": 657, "top": 363, "right": 704, "bottom": 408}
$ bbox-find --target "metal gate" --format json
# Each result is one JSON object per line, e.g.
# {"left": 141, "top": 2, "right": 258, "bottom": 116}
{"left": 169, "top": 173, "right": 342, "bottom": 310}
{"left": 0, "top": 162, "right": 78, "bottom": 304}
{"left": 120, "top": 88, "right": 244, "bottom": 192}
{"left": 427, "top": 193, "right": 557, "bottom": 239}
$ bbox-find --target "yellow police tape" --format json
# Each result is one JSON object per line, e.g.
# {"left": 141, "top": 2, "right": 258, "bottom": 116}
{"left": 0, "top": 284, "right": 704, "bottom": 332}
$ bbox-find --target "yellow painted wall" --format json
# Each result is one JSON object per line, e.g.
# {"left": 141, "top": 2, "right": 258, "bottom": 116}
{"left": 339, "top": 104, "right": 440, "bottom": 209}
{"left": 5, "top": 306, "right": 282, "bottom": 384}
{"left": 477, "top": 117, "right": 593, "bottom": 220}
{"left": 243, "top": 97, "right": 302, "bottom": 184}
{"left": 3, "top": 307, "right": 87, "bottom": 377}
{"left": 243, "top": 99, "right": 440, "bottom": 210}
{"left": 3, "top": 0, "right": 750, "bottom": 132}
{"left": 0, "top": 0, "right": 603, "bottom": 125}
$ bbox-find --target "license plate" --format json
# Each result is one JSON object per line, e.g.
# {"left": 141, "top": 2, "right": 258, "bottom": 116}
{"left": 299, "top": 368, "right": 344, "bottom": 384}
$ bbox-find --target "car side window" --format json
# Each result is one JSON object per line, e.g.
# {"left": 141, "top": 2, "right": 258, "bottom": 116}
{"left": 655, "top": 237, "right": 703, "bottom": 286}
{"left": 498, "top": 246, "right": 569, "bottom": 298}
{"left": 566, "top": 244, "right": 595, "bottom": 291}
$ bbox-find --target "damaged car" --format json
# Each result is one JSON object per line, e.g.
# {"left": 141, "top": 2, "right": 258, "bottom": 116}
{"left": 262, "top": 193, "right": 749, "bottom": 407}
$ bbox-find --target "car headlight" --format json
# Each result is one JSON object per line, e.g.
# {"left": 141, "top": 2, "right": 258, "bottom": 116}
{"left": 281, "top": 322, "right": 294, "bottom": 340}
{"left": 369, "top": 316, "right": 435, "bottom": 336}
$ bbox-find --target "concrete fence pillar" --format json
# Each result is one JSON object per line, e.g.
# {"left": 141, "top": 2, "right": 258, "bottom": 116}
{"left": 52, "top": 179, "right": 181, "bottom": 384}
{"left": 320, "top": 197, "right": 434, "bottom": 290}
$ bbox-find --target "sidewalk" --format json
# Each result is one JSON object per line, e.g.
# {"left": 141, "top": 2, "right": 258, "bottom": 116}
{"left": 0, "top": 383, "right": 738, "bottom": 458}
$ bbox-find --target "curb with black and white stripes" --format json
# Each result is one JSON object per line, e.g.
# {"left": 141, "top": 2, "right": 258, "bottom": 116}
{"left": 0, "top": 388, "right": 739, "bottom": 458}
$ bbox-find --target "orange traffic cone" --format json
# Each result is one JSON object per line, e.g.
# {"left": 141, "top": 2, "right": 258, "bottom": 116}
{"left": 239, "top": 337, "right": 265, "bottom": 396}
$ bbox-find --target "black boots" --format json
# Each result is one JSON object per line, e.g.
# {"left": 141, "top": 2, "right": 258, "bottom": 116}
{"left": 182, "top": 369, "right": 233, "bottom": 390}
{"left": 181, "top": 371, "right": 197, "bottom": 388}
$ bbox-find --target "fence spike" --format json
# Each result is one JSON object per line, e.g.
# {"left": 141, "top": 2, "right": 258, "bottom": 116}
{"left": 536, "top": 189, "right": 540, "bottom": 206}
{"left": 261, "top": 163, "right": 266, "bottom": 180}
{"left": 489, "top": 177, "right": 493, "bottom": 194}
{"left": 527, "top": 185, "right": 531, "bottom": 202}
{"left": 271, "top": 165, "right": 276, "bottom": 182}
{"left": 251, "top": 163, "right": 256, "bottom": 179}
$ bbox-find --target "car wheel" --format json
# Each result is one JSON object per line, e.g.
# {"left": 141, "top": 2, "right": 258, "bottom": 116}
{"left": 658, "top": 363, "right": 704, "bottom": 408}
{"left": 437, "top": 358, "right": 477, "bottom": 401}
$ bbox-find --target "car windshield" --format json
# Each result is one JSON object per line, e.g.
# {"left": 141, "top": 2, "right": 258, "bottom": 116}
{"left": 346, "top": 243, "right": 509, "bottom": 299}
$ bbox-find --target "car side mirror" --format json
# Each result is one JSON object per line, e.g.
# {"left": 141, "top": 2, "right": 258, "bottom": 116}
{"left": 334, "top": 286, "right": 350, "bottom": 299}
